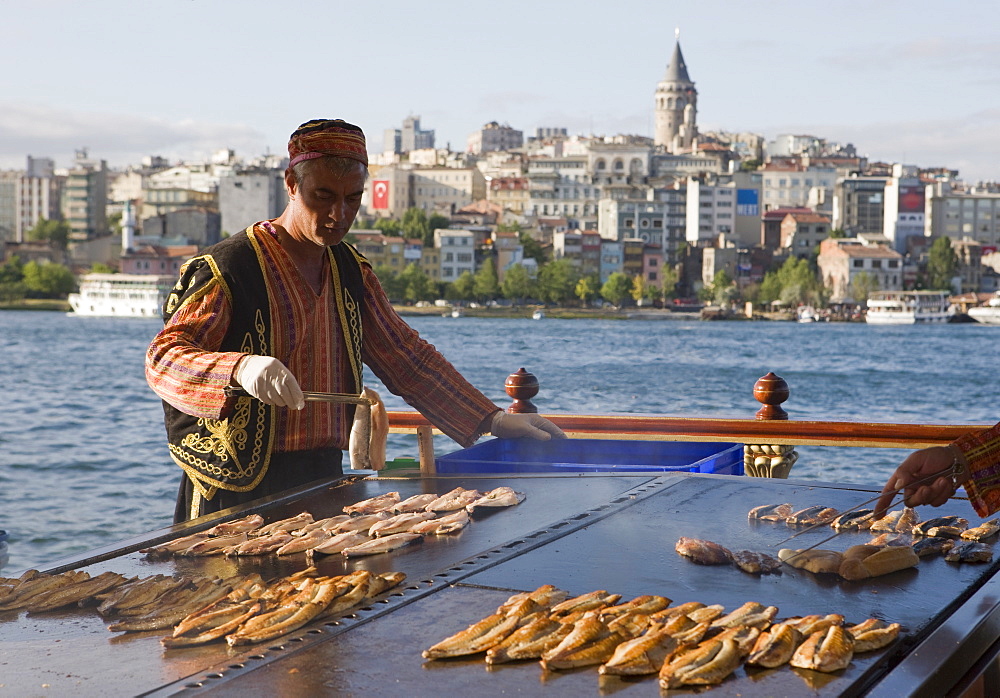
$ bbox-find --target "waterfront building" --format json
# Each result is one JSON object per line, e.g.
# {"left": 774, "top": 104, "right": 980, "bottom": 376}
{"left": 928, "top": 182, "right": 1000, "bottom": 249}
{"left": 832, "top": 173, "right": 889, "bottom": 236}
{"left": 817, "top": 237, "right": 903, "bottom": 302}
{"left": 62, "top": 149, "right": 108, "bottom": 241}
{"left": 642, "top": 246, "right": 666, "bottom": 293}
{"left": 882, "top": 164, "right": 928, "bottom": 253}
{"left": 760, "top": 161, "right": 836, "bottom": 212}
{"left": 383, "top": 116, "right": 435, "bottom": 155}
{"left": 654, "top": 37, "right": 698, "bottom": 152}
{"left": 13, "top": 156, "right": 62, "bottom": 242}
{"left": 218, "top": 169, "right": 287, "bottom": 237}
{"left": 761, "top": 207, "right": 812, "bottom": 251}
{"left": 597, "top": 199, "right": 667, "bottom": 249}
{"left": 600, "top": 239, "right": 623, "bottom": 282}
{"left": 411, "top": 167, "right": 485, "bottom": 215}
{"left": 467, "top": 122, "right": 523, "bottom": 154}
{"left": 780, "top": 210, "right": 831, "bottom": 260}
{"left": 492, "top": 230, "right": 524, "bottom": 285}
{"left": 434, "top": 228, "right": 475, "bottom": 283}
{"left": 685, "top": 176, "right": 735, "bottom": 245}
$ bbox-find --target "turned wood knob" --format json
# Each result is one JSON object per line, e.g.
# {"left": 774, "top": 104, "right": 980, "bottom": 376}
{"left": 505, "top": 367, "right": 539, "bottom": 414}
{"left": 753, "top": 371, "right": 789, "bottom": 420}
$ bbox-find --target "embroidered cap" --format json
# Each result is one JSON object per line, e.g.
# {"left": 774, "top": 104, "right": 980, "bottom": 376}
{"left": 287, "top": 119, "right": 368, "bottom": 168}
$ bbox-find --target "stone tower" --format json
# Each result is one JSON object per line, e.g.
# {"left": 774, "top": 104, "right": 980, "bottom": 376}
{"left": 654, "top": 33, "right": 698, "bottom": 152}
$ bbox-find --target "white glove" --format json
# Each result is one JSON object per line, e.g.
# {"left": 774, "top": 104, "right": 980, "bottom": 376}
{"left": 234, "top": 355, "right": 305, "bottom": 410}
{"left": 490, "top": 411, "right": 566, "bottom": 441}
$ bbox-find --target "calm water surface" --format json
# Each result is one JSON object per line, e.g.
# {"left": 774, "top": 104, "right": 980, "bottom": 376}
{"left": 1, "top": 310, "right": 998, "bottom": 572}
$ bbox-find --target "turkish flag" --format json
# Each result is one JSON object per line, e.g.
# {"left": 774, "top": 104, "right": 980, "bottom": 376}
{"left": 372, "top": 180, "right": 389, "bottom": 209}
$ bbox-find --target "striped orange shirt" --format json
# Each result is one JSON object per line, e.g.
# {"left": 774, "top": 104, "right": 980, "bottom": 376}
{"left": 146, "top": 222, "right": 498, "bottom": 452}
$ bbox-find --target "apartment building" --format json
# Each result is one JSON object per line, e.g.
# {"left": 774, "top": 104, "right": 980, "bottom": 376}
{"left": 817, "top": 238, "right": 904, "bottom": 302}
{"left": 434, "top": 228, "right": 475, "bottom": 282}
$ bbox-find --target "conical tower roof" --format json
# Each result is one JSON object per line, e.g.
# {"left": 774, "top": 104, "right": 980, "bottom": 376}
{"left": 664, "top": 40, "right": 692, "bottom": 84}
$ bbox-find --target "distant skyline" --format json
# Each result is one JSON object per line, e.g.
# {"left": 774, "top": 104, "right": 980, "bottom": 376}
{"left": 1, "top": 1, "right": 997, "bottom": 182}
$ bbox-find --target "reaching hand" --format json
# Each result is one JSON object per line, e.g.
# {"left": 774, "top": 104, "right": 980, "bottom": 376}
{"left": 234, "top": 355, "right": 305, "bottom": 410}
{"left": 490, "top": 412, "right": 567, "bottom": 441}
{"left": 874, "top": 446, "right": 964, "bottom": 518}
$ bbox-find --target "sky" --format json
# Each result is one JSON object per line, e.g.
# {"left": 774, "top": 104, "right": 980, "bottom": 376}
{"left": 1, "top": 0, "right": 997, "bottom": 182}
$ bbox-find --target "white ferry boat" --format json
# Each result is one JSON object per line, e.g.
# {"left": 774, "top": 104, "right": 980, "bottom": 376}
{"left": 68, "top": 273, "right": 175, "bottom": 318}
{"left": 865, "top": 290, "right": 954, "bottom": 325}
{"left": 968, "top": 292, "right": 1000, "bottom": 325}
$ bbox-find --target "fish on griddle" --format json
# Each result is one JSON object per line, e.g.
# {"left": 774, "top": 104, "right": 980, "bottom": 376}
{"left": 296, "top": 515, "right": 352, "bottom": 534}
{"left": 945, "top": 541, "right": 993, "bottom": 563}
{"left": 787, "top": 613, "right": 844, "bottom": 636}
{"left": 731, "top": 550, "right": 782, "bottom": 575}
{"left": 275, "top": 529, "right": 333, "bottom": 556}
{"left": 598, "top": 595, "right": 671, "bottom": 620}
{"left": 675, "top": 537, "right": 733, "bottom": 565}
{"left": 867, "top": 532, "right": 911, "bottom": 547}
{"left": 341, "top": 532, "right": 422, "bottom": 557}
{"left": 870, "top": 508, "right": 917, "bottom": 532}
{"left": 912, "top": 536, "right": 955, "bottom": 558}
{"left": 540, "top": 616, "right": 628, "bottom": 670}
{"left": 961, "top": 518, "right": 1000, "bottom": 541}
{"left": 465, "top": 486, "right": 525, "bottom": 513}
{"left": 709, "top": 601, "right": 777, "bottom": 630}
{"left": 659, "top": 635, "right": 742, "bottom": 689}
{"left": 912, "top": 515, "right": 969, "bottom": 537}
{"left": 332, "top": 511, "right": 390, "bottom": 533}
{"left": 343, "top": 491, "right": 400, "bottom": 515}
{"left": 485, "top": 615, "right": 571, "bottom": 664}
{"left": 205, "top": 513, "right": 264, "bottom": 536}
{"left": 310, "top": 531, "right": 369, "bottom": 555}
{"left": 789, "top": 625, "right": 855, "bottom": 673}
{"left": 368, "top": 511, "right": 438, "bottom": 537}
{"left": 748, "top": 503, "right": 794, "bottom": 522}
{"left": 410, "top": 509, "right": 470, "bottom": 535}
{"left": 390, "top": 493, "right": 439, "bottom": 514}
{"left": 848, "top": 618, "right": 901, "bottom": 652}
{"left": 746, "top": 622, "right": 804, "bottom": 668}
{"left": 424, "top": 487, "right": 482, "bottom": 512}
{"left": 785, "top": 505, "right": 839, "bottom": 526}
{"left": 599, "top": 626, "right": 679, "bottom": 676}
{"left": 423, "top": 611, "right": 522, "bottom": 659}
{"left": 25, "top": 572, "right": 129, "bottom": 613}
{"left": 831, "top": 509, "right": 876, "bottom": 531}
{"left": 256, "top": 512, "right": 314, "bottom": 535}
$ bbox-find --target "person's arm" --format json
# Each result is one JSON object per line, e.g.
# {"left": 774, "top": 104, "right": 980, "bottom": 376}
{"left": 145, "top": 283, "right": 246, "bottom": 418}
{"left": 875, "top": 421, "right": 1000, "bottom": 518}
{"left": 360, "top": 267, "right": 563, "bottom": 446}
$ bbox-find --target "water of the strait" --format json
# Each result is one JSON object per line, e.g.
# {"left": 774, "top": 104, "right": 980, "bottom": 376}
{"left": 1, "top": 309, "right": 998, "bottom": 573}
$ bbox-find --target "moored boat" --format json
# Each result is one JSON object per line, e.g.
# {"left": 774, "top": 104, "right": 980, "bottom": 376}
{"left": 68, "top": 273, "right": 175, "bottom": 318}
{"left": 968, "top": 293, "right": 1000, "bottom": 325}
{"left": 865, "top": 291, "right": 954, "bottom": 325}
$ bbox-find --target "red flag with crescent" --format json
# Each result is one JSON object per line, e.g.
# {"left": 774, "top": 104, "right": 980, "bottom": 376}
{"left": 373, "top": 180, "right": 389, "bottom": 209}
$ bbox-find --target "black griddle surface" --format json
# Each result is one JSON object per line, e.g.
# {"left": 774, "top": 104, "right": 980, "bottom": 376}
{"left": 179, "top": 476, "right": 999, "bottom": 697}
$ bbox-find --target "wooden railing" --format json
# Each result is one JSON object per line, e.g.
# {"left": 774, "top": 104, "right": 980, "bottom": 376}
{"left": 384, "top": 369, "right": 987, "bottom": 474}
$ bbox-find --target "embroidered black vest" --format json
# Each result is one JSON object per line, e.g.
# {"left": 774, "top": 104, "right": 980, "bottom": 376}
{"left": 160, "top": 225, "right": 367, "bottom": 501}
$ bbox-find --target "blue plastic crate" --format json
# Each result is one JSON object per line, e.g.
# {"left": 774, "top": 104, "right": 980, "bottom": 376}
{"left": 436, "top": 438, "right": 743, "bottom": 475}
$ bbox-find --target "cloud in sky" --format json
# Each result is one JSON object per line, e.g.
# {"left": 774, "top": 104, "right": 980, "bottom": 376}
{"left": 0, "top": 103, "right": 269, "bottom": 169}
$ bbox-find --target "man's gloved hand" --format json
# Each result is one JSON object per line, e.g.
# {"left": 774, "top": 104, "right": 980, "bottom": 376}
{"left": 490, "top": 411, "right": 566, "bottom": 441}
{"left": 234, "top": 355, "right": 305, "bottom": 410}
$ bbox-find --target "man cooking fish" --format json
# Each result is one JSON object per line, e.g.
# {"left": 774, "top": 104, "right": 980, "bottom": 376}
{"left": 146, "top": 118, "right": 564, "bottom": 523}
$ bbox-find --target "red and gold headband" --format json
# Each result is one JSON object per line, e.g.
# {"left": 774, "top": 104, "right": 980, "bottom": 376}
{"left": 287, "top": 119, "right": 368, "bottom": 168}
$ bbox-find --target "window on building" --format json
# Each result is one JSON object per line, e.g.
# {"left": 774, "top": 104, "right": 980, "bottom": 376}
{"left": 888, "top": 260, "right": 898, "bottom": 268}
{"left": 872, "top": 260, "right": 882, "bottom": 268}
{"left": 853, "top": 260, "right": 863, "bottom": 268}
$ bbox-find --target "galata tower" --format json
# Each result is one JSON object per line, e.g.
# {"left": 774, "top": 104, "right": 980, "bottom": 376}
{"left": 654, "top": 32, "right": 698, "bottom": 152}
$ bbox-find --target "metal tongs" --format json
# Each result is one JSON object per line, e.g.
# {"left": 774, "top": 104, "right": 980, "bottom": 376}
{"left": 770, "top": 462, "right": 964, "bottom": 559}
{"left": 223, "top": 385, "right": 373, "bottom": 406}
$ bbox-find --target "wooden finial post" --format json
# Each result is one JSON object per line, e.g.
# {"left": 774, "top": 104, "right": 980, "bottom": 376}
{"left": 753, "top": 371, "right": 789, "bottom": 420}
{"left": 505, "top": 368, "right": 539, "bottom": 414}
{"left": 746, "top": 372, "right": 797, "bottom": 478}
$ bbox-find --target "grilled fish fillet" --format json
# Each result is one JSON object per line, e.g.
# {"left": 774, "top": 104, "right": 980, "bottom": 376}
{"left": 230, "top": 531, "right": 293, "bottom": 556}
{"left": 466, "top": 486, "right": 525, "bottom": 513}
{"left": 599, "top": 627, "right": 679, "bottom": 675}
{"left": 747, "top": 622, "right": 804, "bottom": 668}
{"left": 788, "top": 614, "right": 845, "bottom": 636}
{"left": 912, "top": 515, "right": 969, "bottom": 537}
{"left": 162, "top": 600, "right": 262, "bottom": 648}
{"left": 275, "top": 529, "right": 333, "bottom": 555}
{"left": 786, "top": 505, "right": 839, "bottom": 526}
{"left": 912, "top": 536, "right": 954, "bottom": 557}
{"left": 831, "top": 509, "right": 876, "bottom": 531}
{"left": 310, "top": 531, "right": 369, "bottom": 555}
{"left": 341, "top": 532, "right": 422, "bottom": 557}
{"left": 140, "top": 532, "right": 211, "bottom": 557}
{"left": 486, "top": 616, "right": 571, "bottom": 664}
{"left": 540, "top": 616, "right": 628, "bottom": 670}
{"left": 675, "top": 537, "right": 733, "bottom": 565}
{"left": 332, "top": 511, "right": 390, "bottom": 533}
{"left": 599, "top": 595, "right": 672, "bottom": 620}
{"left": 25, "top": 572, "right": 129, "bottom": 613}
{"left": 409, "top": 509, "right": 470, "bottom": 535}
{"left": 961, "top": 518, "right": 1000, "bottom": 541}
{"left": 659, "top": 636, "right": 741, "bottom": 688}
{"left": 748, "top": 503, "right": 794, "bottom": 521}
{"left": 789, "top": 625, "right": 854, "bottom": 672}
{"left": 732, "top": 550, "right": 782, "bottom": 575}
{"left": 424, "top": 487, "right": 482, "bottom": 512}
{"left": 710, "top": 601, "right": 777, "bottom": 630}
{"left": 945, "top": 541, "right": 993, "bottom": 563}
{"left": 390, "top": 493, "right": 439, "bottom": 513}
{"left": 423, "top": 611, "right": 521, "bottom": 658}
{"left": 227, "top": 578, "right": 341, "bottom": 646}
{"left": 296, "top": 515, "right": 352, "bottom": 534}
{"left": 257, "top": 512, "right": 314, "bottom": 535}
{"left": 181, "top": 533, "right": 249, "bottom": 556}
{"left": 496, "top": 584, "right": 570, "bottom": 615}
{"left": 343, "top": 492, "right": 400, "bottom": 515}
{"left": 205, "top": 513, "right": 265, "bottom": 536}
{"left": 848, "top": 618, "right": 901, "bottom": 652}
{"left": 779, "top": 548, "right": 843, "bottom": 574}
{"left": 368, "top": 511, "right": 438, "bottom": 537}
{"left": 548, "top": 590, "right": 622, "bottom": 620}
